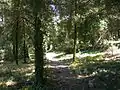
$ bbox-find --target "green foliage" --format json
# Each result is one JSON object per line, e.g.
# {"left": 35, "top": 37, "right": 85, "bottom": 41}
{"left": 70, "top": 55, "right": 120, "bottom": 76}
{"left": 70, "top": 55, "right": 104, "bottom": 75}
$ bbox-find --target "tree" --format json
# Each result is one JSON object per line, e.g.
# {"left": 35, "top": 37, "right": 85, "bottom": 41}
{"left": 31, "top": 0, "right": 45, "bottom": 86}
{"left": 12, "top": 0, "right": 21, "bottom": 65}
{"left": 73, "top": 0, "right": 77, "bottom": 61}
{"left": 104, "top": 0, "right": 120, "bottom": 40}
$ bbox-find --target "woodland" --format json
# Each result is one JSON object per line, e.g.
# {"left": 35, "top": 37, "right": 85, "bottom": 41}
{"left": 0, "top": 0, "right": 120, "bottom": 90}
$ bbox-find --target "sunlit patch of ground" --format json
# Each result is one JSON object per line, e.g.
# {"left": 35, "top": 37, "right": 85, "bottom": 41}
{"left": 46, "top": 52, "right": 67, "bottom": 61}
{"left": 45, "top": 52, "right": 70, "bottom": 69}
{"left": 0, "top": 61, "right": 35, "bottom": 87}
{"left": 45, "top": 65, "right": 68, "bottom": 68}
{"left": 5, "top": 80, "right": 17, "bottom": 86}
{"left": 104, "top": 45, "right": 120, "bottom": 60}
{"left": 79, "top": 52, "right": 105, "bottom": 58}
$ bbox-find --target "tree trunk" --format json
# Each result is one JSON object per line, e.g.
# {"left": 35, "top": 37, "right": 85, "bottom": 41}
{"left": 23, "top": 20, "right": 28, "bottom": 63}
{"left": 73, "top": 23, "right": 77, "bottom": 61}
{"left": 15, "top": 19, "right": 19, "bottom": 65}
{"left": 12, "top": 0, "right": 20, "bottom": 65}
{"left": 118, "top": 29, "right": 120, "bottom": 39}
{"left": 13, "top": 15, "right": 19, "bottom": 65}
{"left": 23, "top": 41, "right": 29, "bottom": 63}
{"left": 23, "top": 40, "right": 27, "bottom": 63}
{"left": 34, "top": 15, "right": 44, "bottom": 86}
{"left": 73, "top": 0, "right": 77, "bottom": 61}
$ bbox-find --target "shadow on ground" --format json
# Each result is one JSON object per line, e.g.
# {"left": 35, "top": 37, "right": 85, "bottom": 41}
{"left": 70, "top": 56, "right": 120, "bottom": 90}
{"left": 1, "top": 52, "right": 120, "bottom": 90}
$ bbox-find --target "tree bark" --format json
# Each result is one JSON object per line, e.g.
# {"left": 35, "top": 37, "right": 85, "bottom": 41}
{"left": 73, "top": 23, "right": 77, "bottom": 61}
{"left": 23, "top": 20, "right": 28, "bottom": 63}
{"left": 12, "top": 13, "right": 19, "bottom": 65}
{"left": 73, "top": 0, "right": 77, "bottom": 61}
{"left": 12, "top": 0, "right": 20, "bottom": 65}
{"left": 23, "top": 40, "right": 27, "bottom": 63}
{"left": 34, "top": 15, "right": 44, "bottom": 86}
{"left": 15, "top": 19, "right": 19, "bottom": 65}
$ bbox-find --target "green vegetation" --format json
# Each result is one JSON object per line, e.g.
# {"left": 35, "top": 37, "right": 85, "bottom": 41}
{"left": 0, "top": 0, "right": 120, "bottom": 89}
{"left": 70, "top": 55, "right": 120, "bottom": 89}
{"left": 70, "top": 55, "right": 104, "bottom": 74}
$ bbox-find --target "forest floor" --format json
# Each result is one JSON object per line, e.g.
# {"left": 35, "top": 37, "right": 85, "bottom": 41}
{"left": 45, "top": 45, "right": 120, "bottom": 90}
{"left": 46, "top": 52, "right": 105, "bottom": 90}
{"left": 0, "top": 46, "right": 120, "bottom": 89}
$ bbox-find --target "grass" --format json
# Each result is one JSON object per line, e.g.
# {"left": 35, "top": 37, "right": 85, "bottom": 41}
{"left": 0, "top": 61, "right": 34, "bottom": 87}
{"left": 70, "top": 55, "right": 120, "bottom": 90}
{"left": 0, "top": 60, "right": 59, "bottom": 89}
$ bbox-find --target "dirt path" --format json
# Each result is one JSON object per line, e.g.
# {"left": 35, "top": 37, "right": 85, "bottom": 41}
{"left": 46, "top": 52, "right": 106, "bottom": 90}
{"left": 46, "top": 52, "right": 73, "bottom": 79}
{"left": 46, "top": 52, "right": 89, "bottom": 89}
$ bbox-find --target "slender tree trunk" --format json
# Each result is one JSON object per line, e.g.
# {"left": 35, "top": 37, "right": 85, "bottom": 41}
{"left": 118, "top": 29, "right": 120, "bottom": 39}
{"left": 13, "top": 13, "right": 19, "bottom": 65}
{"left": 23, "top": 40, "right": 27, "bottom": 63}
{"left": 23, "top": 41, "right": 29, "bottom": 63}
{"left": 73, "top": 0, "right": 77, "bottom": 61}
{"left": 23, "top": 20, "right": 27, "bottom": 63}
{"left": 73, "top": 23, "right": 77, "bottom": 61}
{"left": 15, "top": 19, "right": 19, "bottom": 65}
{"left": 13, "top": 41, "right": 15, "bottom": 61}
{"left": 12, "top": 0, "right": 20, "bottom": 65}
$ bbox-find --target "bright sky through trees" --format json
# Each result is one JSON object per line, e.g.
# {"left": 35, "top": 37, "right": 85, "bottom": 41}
{"left": 0, "top": 17, "right": 2, "bottom": 22}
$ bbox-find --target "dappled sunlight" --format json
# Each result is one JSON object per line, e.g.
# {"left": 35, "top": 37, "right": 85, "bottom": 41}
{"left": 45, "top": 65, "right": 68, "bottom": 68}
{"left": 14, "top": 64, "right": 34, "bottom": 73}
{"left": 6, "top": 80, "right": 17, "bottom": 86}
{"left": 46, "top": 52, "right": 81, "bottom": 63}
{"left": 77, "top": 75, "right": 91, "bottom": 79}
{"left": 104, "top": 44, "right": 120, "bottom": 60}
{"left": 1, "top": 50, "right": 120, "bottom": 89}
{"left": 0, "top": 62, "right": 35, "bottom": 74}
{"left": 1, "top": 0, "right": 120, "bottom": 89}
{"left": 46, "top": 52, "right": 65, "bottom": 61}
{"left": 0, "top": 49, "right": 5, "bottom": 60}
{"left": 46, "top": 51, "right": 105, "bottom": 63}
{"left": 0, "top": 61, "right": 35, "bottom": 87}
{"left": 0, "top": 60, "right": 4, "bottom": 63}
{"left": 25, "top": 72, "right": 34, "bottom": 77}
{"left": 79, "top": 52, "right": 105, "bottom": 58}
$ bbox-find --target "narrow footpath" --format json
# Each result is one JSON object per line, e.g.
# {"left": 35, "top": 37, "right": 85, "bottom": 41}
{"left": 46, "top": 52, "right": 93, "bottom": 90}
